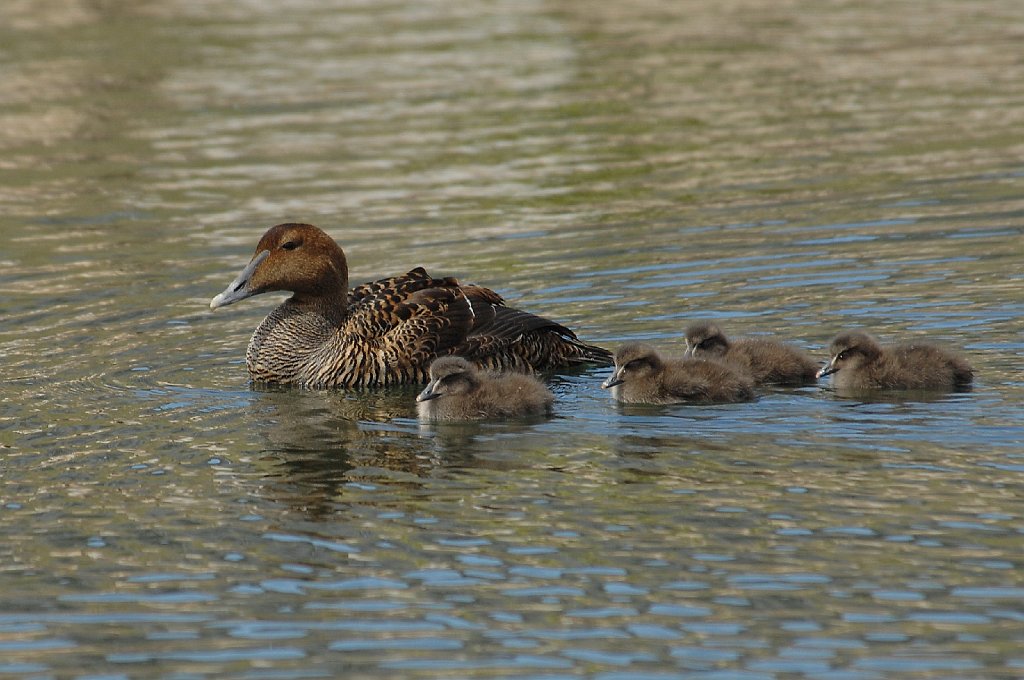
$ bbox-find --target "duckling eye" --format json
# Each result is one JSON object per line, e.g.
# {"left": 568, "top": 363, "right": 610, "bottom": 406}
{"left": 837, "top": 350, "right": 850, "bottom": 361}
{"left": 624, "top": 359, "right": 642, "bottom": 371}
{"left": 281, "top": 240, "right": 301, "bottom": 251}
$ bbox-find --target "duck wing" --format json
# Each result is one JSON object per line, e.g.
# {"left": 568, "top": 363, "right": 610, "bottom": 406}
{"left": 346, "top": 267, "right": 610, "bottom": 379}
{"left": 458, "top": 292, "right": 612, "bottom": 370}
{"left": 344, "top": 268, "right": 471, "bottom": 358}
{"left": 348, "top": 267, "right": 471, "bottom": 307}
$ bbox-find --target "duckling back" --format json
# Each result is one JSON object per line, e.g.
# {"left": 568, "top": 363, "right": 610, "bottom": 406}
{"left": 877, "top": 342, "right": 974, "bottom": 390}
{"left": 663, "top": 359, "right": 757, "bottom": 404}
{"left": 728, "top": 338, "right": 819, "bottom": 386}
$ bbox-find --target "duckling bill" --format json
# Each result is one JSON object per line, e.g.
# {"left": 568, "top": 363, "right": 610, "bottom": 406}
{"left": 602, "top": 342, "right": 755, "bottom": 404}
{"left": 210, "top": 223, "right": 611, "bottom": 388}
{"left": 818, "top": 330, "right": 973, "bottom": 391}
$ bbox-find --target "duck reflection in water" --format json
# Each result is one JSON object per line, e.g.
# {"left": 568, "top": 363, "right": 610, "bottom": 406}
{"left": 601, "top": 342, "right": 755, "bottom": 405}
{"left": 818, "top": 330, "right": 974, "bottom": 392}
{"left": 245, "top": 386, "right": 434, "bottom": 520}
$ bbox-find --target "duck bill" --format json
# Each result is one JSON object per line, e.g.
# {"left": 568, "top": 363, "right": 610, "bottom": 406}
{"left": 601, "top": 371, "right": 625, "bottom": 389}
{"left": 416, "top": 380, "right": 442, "bottom": 402}
{"left": 210, "top": 250, "right": 270, "bottom": 309}
{"left": 816, "top": 359, "right": 838, "bottom": 379}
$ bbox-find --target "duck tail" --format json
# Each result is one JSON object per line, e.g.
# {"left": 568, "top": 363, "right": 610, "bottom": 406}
{"left": 571, "top": 339, "right": 614, "bottom": 366}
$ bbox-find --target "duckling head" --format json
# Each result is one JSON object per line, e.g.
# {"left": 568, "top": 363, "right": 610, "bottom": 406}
{"left": 210, "top": 223, "right": 349, "bottom": 309}
{"left": 683, "top": 322, "right": 729, "bottom": 359}
{"left": 417, "top": 356, "right": 478, "bottom": 402}
{"left": 601, "top": 342, "right": 663, "bottom": 389}
{"left": 817, "top": 331, "right": 882, "bottom": 379}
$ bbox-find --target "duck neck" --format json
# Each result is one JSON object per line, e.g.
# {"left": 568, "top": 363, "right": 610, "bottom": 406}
{"left": 287, "top": 288, "right": 348, "bottom": 326}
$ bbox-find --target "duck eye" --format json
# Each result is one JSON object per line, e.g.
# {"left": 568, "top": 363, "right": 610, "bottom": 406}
{"left": 281, "top": 240, "right": 300, "bottom": 251}
{"left": 837, "top": 350, "right": 849, "bottom": 361}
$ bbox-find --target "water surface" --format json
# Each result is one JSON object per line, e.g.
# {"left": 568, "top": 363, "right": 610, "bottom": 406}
{"left": 2, "top": 0, "right": 1023, "bottom": 677}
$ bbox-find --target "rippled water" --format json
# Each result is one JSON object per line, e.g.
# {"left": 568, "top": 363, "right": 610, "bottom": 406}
{"left": 3, "top": 0, "right": 1024, "bottom": 677}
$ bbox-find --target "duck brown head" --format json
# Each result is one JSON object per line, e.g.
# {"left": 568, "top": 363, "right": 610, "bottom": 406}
{"left": 210, "top": 223, "right": 349, "bottom": 310}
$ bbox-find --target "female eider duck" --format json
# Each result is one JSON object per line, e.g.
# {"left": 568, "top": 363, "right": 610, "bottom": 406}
{"left": 684, "top": 322, "right": 818, "bottom": 386}
{"left": 209, "top": 223, "right": 611, "bottom": 388}
{"left": 416, "top": 356, "right": 554, "bottom": 421}
{"left": 818, "top": 330, "right": 974, "bottom": 391}
{"left": 601, "top": 342, "right": 756, "bottom": 404}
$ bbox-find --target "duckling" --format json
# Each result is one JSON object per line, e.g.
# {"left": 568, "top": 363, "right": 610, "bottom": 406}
{"left": 601, "top": 342, "right": 755, "bottom": 404}
{"left": 683, "top": 322, "right": 818, "bottom": 386}
{"left": 209, "top": 223, "right": 611, "bottom": 388}
{"left": 818, "top": 330, "right": 974, "bottom": 391}
{"left": 416, "top": 356, "right": 554, "bottom": 421}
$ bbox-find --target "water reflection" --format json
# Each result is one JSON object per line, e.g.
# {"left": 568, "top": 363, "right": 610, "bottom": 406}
{"left": 246, "top": 387, "right": 431, "bottom": 517}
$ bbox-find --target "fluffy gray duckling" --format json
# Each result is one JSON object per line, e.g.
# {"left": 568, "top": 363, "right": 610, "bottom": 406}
{"left": 684, "top": 322, "right": 818, "bottom": 386}
{"left": 818, "top": 330, "right": 974, "bottom": 391}
{"left": 601, "top": 342, "right": 756, "bottom": 404}
{"left": 416, "top": 356, "right": 554, "bottom": 421}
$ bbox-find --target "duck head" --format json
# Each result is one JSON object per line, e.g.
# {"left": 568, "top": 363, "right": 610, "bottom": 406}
{"left": 417, "top": 356, "right": 478, "bottom": 402}
{"left": 210, "top": 223, "right": 349, "bottom": 309}
{"left": 601, "top": 342, "right": 663, "bottom": 389}
{"left": 817, "top": 331, "right": 882, "bottom": 379}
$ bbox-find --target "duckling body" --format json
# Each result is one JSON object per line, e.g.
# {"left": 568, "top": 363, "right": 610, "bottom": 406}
{"left": 818, "top": 331, "right": 974, "bottom": 391}
{"left": 601, "top": 343, "right": 755, "bottom": 404}
{"left": 684, "top": 322, "right": 817, "bottom": 386}
{"left": 417, "top": 356, "right": 554, "bottom": 421}
{"left": 210, "top": 223, "right": 611, "bottom": 388}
